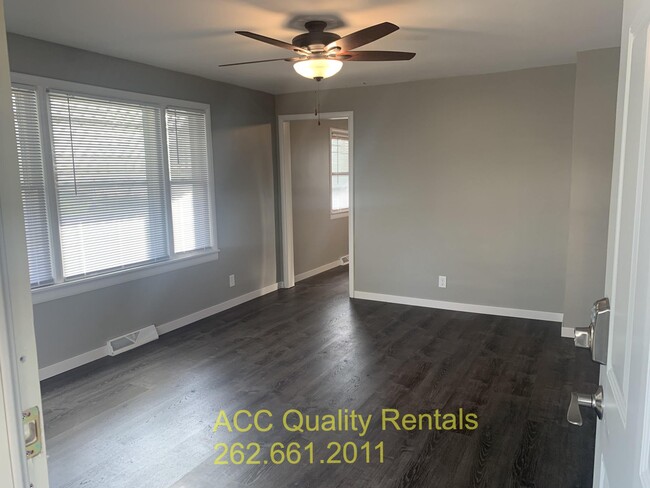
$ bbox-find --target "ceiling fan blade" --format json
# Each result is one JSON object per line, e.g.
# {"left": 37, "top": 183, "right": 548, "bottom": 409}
{"left": 326, "top": 22, "right": 399, "bottom": 52}
{"left": 343, "top": 51, "right": 416, "bottom": 61}
{"left": 219, "top": 57, "right": 300, "bottom": 67}
{"left": 235, "top": 31, "right": 310, "bottom": 55}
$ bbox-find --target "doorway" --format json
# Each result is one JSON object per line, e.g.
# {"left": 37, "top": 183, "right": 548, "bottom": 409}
{"left": 278, "top": 112, "right": 354, "bottom": 295}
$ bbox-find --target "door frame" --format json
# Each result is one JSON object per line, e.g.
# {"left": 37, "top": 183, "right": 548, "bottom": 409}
{"left": 277, "top": 111, "right": 355, "bottom": 297}
{"left": 0, "top": 0, "right": 50, "bottom": 485}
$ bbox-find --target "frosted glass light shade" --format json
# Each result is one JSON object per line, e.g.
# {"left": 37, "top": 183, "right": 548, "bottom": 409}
{"left": 293, "top": 59, "right": 343, "bottom": 80}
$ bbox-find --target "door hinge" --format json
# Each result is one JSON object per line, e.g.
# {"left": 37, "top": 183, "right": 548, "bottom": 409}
{"left": 23, "top": 406, "right": 43, "bottom": 459}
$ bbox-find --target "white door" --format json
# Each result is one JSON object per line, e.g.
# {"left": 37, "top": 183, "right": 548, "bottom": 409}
{"left": 594, "top": 0, "right": 650, "bottom": 486}
{"left": 0, "top": 0, "right": 50, "bottom": 486}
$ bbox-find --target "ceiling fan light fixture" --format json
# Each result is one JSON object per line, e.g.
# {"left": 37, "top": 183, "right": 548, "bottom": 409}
{"left": 293, "top": 58, "right": 343, "bottom": 80}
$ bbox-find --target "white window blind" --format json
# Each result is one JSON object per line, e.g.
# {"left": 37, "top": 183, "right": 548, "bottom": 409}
{"left": 48, "top": 91, "right": 169, "bottom": 280}
{"left": 165, "top": 108, "right": 212, "bottom": 253}
{"left": 330, "top": 129, "right": 350, "bottom": 213}
{"left": 11, "top": 86, "right": 53, "bottom": 287}
{"left": 10, "top": 78, "right": 216, "bottom": 292}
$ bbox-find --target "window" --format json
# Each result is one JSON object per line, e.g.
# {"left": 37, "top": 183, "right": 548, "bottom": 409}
{"left": 11, "top": 86, "right": 53, "bottom": 287}
{"left": 165, "top": 108, "right": 212, "bottom": 254}
{"left": 10, "top": 77, "right": 216, "bottom": 294}
{"left": 330, "top": 128, "right": 350, "bottom": 216}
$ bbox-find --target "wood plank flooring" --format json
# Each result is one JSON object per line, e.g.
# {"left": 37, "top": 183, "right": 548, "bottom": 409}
{"left": 41, "top": 266, "right": 599, "bottom": 488}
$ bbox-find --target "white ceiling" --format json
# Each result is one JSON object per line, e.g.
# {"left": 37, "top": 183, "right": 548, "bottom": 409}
{"left": 5, "top": 0, "right": 623, "bottom": 94}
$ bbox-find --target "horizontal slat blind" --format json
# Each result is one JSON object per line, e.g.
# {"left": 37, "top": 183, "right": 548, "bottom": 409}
{"left": 165, "top": 107, "right": 212, "bottom": 253}
{"left": 11, "top": 86, "right": 54, "bottom": 287}
{"left": 331, "top": 130, "right": 349, "bottom": 212}
{"left": 48, "top": 91, "right": 169, "bottom": 279}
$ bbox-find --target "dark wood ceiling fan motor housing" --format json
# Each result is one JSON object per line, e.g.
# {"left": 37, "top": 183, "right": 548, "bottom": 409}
{"left": 291, "top": 21, "right": 341, "bottom": 52}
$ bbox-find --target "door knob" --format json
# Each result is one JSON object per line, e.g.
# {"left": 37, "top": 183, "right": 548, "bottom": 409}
{"left": 567, "top": 385, "right": 603, "bottom": 426}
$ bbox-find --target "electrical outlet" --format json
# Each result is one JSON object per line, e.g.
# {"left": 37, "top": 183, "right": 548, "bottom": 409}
{"left": 229, "top": 274, "right": 236, "bottom": 287}
{"left": 438, "top": 276, "right": 447, "bottom": 288}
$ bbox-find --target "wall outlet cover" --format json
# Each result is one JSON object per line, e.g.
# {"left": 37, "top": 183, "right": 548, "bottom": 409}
{"left": 438, "top": 276, "right": 447, "bottom": 288}
{"left": 229, "top": 274, "right": 236, "bottom": 287}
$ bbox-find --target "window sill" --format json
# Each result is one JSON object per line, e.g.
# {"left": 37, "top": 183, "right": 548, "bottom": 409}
{"left": 31, "top": 250, "right": 219, "bottom": 305}
{"left": 330, "top": 211, "right": 349, "bottom": 220}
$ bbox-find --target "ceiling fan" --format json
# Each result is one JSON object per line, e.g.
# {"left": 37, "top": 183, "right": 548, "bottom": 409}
{"left": 220, "top": 21, "right": 416, "bottom": 81}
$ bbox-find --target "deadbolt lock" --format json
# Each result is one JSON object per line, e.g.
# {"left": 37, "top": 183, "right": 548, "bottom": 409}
{"left": 574, "top": 298, "right": 610, "bottom": 365}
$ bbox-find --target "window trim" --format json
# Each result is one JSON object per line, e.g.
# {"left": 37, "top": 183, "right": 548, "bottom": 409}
{"left": 329, "top": 127, "right": 350, "bottom": 218}
{"left": 11, "top": 73, "right": 219, "bottom": 304}
{"left": 31, "top": 251, "right": 218, "bottom": 304}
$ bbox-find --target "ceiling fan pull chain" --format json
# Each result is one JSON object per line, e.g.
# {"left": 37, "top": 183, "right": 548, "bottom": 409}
{"left": 316, "top": 82, "right": 321, "bottom": 126}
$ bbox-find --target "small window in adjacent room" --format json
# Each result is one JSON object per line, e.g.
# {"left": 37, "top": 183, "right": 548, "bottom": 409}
{"left": 330, "top": 128, "right": 349, "bottom": 218}
{"left": 10, "top": 78, "right": 216, "bottom": 294}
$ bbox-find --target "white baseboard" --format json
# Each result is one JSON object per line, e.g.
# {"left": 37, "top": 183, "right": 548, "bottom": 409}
{"left": 39, "top": 283, "right": 279, "bottom": 381}
{"left": 561, "top": 327, "right": 575, "bottom": 338}
{"left": 40, "top": 283, "right": 564, "bottom": 380}
{"left": 295, "top": 260, "right": 341, "bottom": 282}
{"left": 39, "top": 346, "right": 107, "bottom": 381}
{"left": 354, "top": 291, "right": 564, "bottom": 323}
{"left": 156, "top": 283, "right": 279, "bottom": 335}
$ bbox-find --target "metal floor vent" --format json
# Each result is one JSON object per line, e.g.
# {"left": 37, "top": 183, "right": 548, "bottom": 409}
{"left": 106, "top": 325, "right": 159, "bottom": 356}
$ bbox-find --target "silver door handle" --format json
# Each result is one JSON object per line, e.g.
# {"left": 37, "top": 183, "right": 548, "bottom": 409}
{"left": 567, "top": 385, "right": 603, "bottom": 426}
{"left": 574, "top": 298, "right": 610, "bottom": 365}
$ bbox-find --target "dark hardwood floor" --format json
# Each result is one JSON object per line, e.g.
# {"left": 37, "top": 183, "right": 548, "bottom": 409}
{"left": 41, "top": 266, "right": 599, "bottom": 488}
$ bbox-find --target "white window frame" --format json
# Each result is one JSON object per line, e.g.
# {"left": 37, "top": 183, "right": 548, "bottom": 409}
{"left": 329, "top": 128, "right": 350, "bottom": 219}
{"left": 11, "top": 73, "right": 219, "bottom": 304}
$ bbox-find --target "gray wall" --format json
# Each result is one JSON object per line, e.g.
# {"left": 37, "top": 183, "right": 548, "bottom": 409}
{"left": 277, "top": 65, "right": 577, "bottom": 313}
{"left": 290, "top": 119, "right": 348, "bottom": 276}
{"left": 7, "top": 34, "right": 278, "bottom": 368}
{"left": 8, "top": 34, "right": 620, "bottom": 368}
{"left": 562, "top": 48, "right": 619, "bottom": 329}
